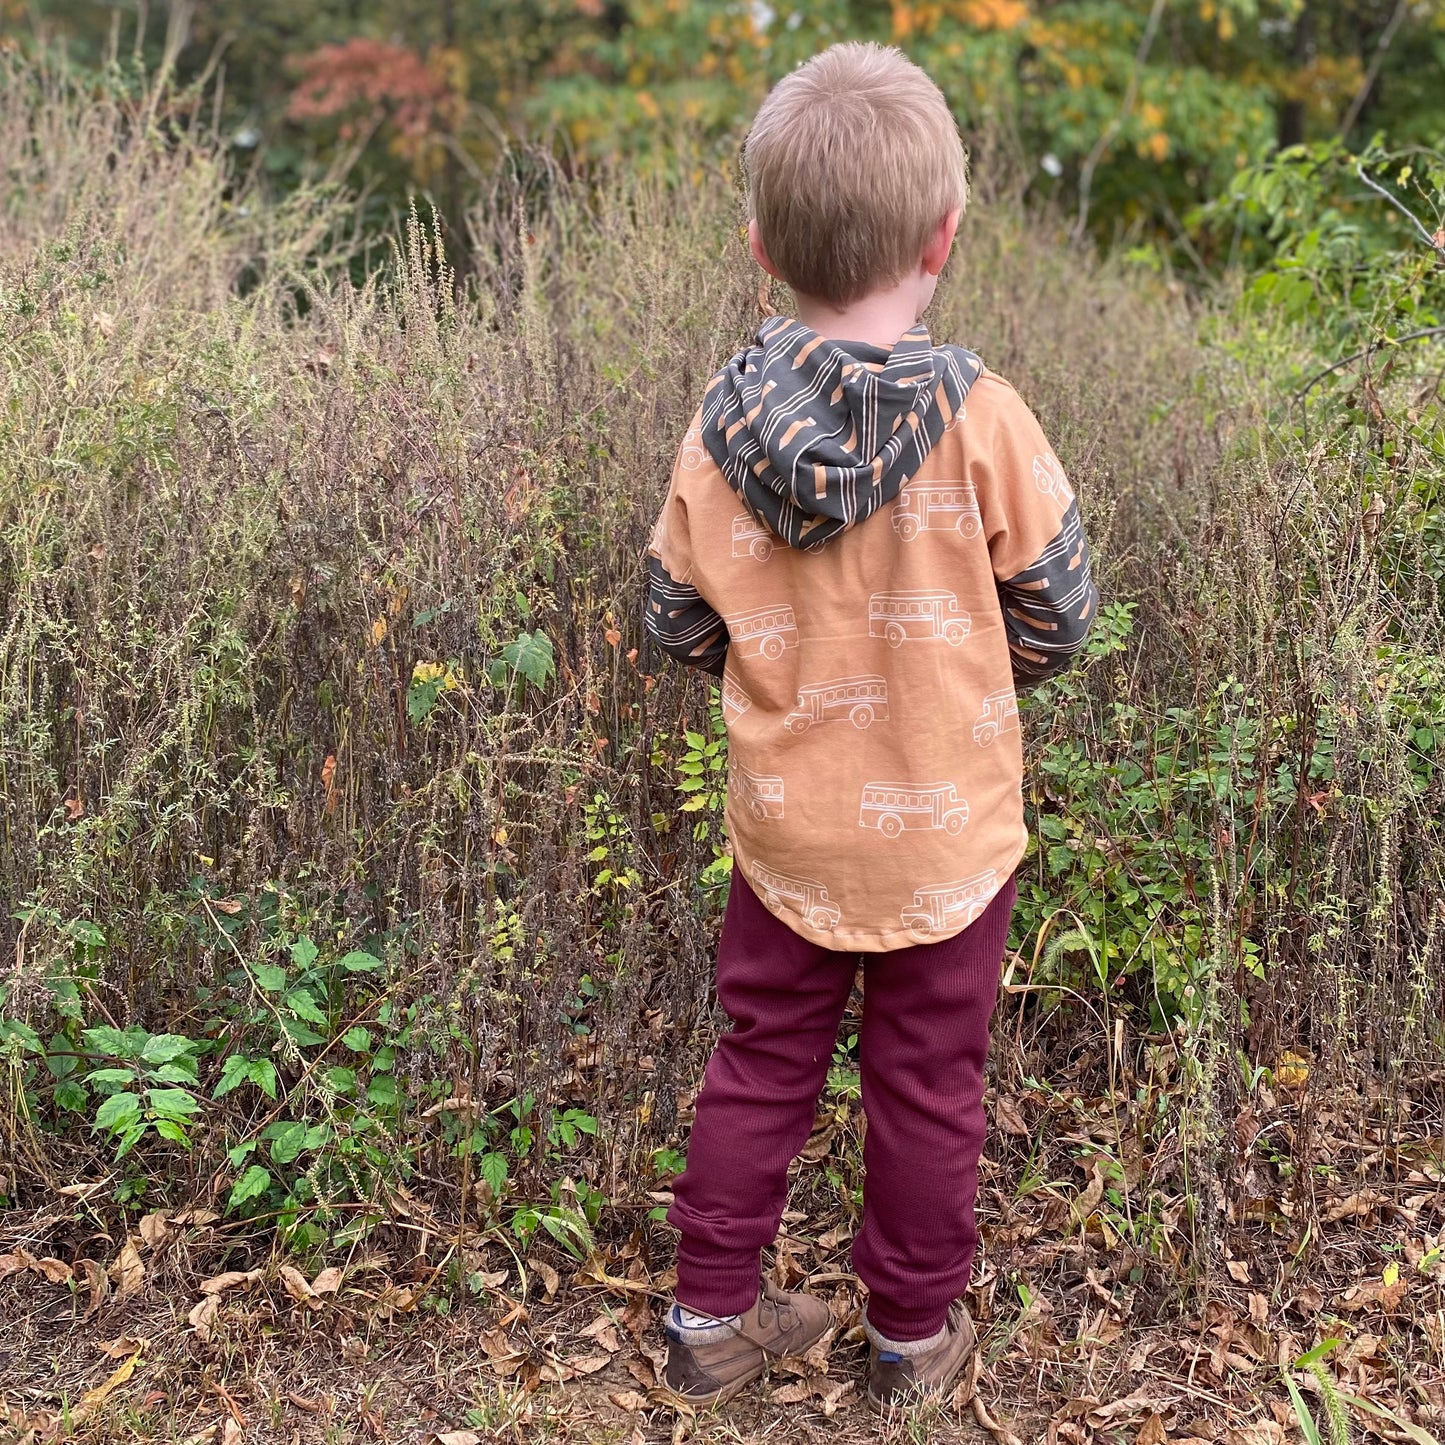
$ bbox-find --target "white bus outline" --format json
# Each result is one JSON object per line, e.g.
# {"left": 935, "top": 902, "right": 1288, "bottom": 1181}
{"left": 720, "top": 675, "right": 752, "bottom": 724}
{"left": 783, "top": 675, "right": 889, "bottom": 733}
{"left": 729, "top": 604, "right": 799, "bottom": 661}
{"left": 973, "top": 689, "right": 1019, "bottom": 746}
{"left": 892, "top": 479, "right": 982, "bottom": 541}
{"left": 732, "top": 763, "right": 784, "bottom": 821}
{"left": 1032, "top": 453, "right": 1074, "bottom": 504}
{"left": 901, "top": 870, "right": 999, "bottom": 936}
{"left": 750, "top": 863, "right": 842, "bottom": 931}
{"left": 867, "top": 591, "right": 971, "bottom": 648}
{"left": 731, "top": 513, "right": 775, "bottom": 562}
{"left": 858, "top": 782, "right": 969, "bottom": 838}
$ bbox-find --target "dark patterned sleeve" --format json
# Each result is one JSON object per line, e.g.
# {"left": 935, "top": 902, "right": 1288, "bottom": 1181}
{"left": 996, "top": 500, "right": 1097, "bottom": 686}
{"left": 644, "top": 555, "right": 730, "bottom": 677}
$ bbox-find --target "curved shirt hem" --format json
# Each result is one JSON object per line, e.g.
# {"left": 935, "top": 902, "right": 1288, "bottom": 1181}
{"left": 733, "top": 830, "right": 1029, "bottom": 954}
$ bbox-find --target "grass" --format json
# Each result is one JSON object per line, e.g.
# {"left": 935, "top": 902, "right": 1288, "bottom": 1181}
{"left": 1, "top": 46, "right": 1443, "bottom": 1445}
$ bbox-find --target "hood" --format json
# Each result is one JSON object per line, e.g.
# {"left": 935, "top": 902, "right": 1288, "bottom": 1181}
{"left": 700, "top": 316, "right": 983, "bottom": 552}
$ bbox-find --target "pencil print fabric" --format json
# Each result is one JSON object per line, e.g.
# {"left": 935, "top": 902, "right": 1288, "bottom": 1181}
{"left": 645, "top": 320, "right": 1097, "bottom": 951}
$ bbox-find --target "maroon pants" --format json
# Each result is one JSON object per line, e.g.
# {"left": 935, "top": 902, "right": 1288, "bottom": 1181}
{"left": 668, "top": 869, "right": 1015, "bottom": 1342}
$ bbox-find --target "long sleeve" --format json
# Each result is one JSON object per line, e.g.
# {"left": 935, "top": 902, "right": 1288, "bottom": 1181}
{"left": 970, "top": 376, "right": 1097, "bottom": 687}
{"left": 644, "top": 429, "right": 730, "bottom": 677}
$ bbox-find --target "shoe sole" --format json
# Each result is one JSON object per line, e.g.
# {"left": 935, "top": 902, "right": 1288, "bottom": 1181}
{"left": 662, "top": 1317, "right": 832, "bottom": 1409}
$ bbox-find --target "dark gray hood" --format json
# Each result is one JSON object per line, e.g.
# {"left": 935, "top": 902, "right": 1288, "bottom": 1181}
{"left": 700, "top": 316, "right": 983, "bottom": 551}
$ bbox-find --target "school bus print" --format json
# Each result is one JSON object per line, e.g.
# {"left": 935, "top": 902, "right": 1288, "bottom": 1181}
{"left": 732, "top": 763, "right": 784, "bottom": 821}
{"left": 891, "top": 479, "right": 982, "bottom": 541}
{"left": 858, "top": 782, "right": 969, "bottom": 838}
{"left": 729, "top": 604, "right": 799, "bottom": 661}
{"left": 731, "top": 512, "right": 775, "bottom": 562}
{"left": 867, "top": 591, "right": 971, "bottom": 648}
{"left": 973, "top": 688, "right": 1019, "bottom": 746}
{"left": 750, "top": 862, "right": 842, "bottom": 931}
{"left": 720, "top": 674, "right": 752, "bottom": 724}
{"left": 784, "top": 675, "right": 889, "bottom": 733}
{"left": 900, "top": 870, "right": 999, "bottom": 937}
{"left": 1032, "top": 453, "right": 1074, "bottom": 505}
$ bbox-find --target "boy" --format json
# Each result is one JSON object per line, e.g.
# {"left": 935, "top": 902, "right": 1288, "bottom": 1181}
{"left": 643, "top": 41, "right": 1096, "bottom": 1412}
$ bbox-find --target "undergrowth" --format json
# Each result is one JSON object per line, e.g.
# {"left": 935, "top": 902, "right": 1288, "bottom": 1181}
{"left": 0, "top": 52, "right": 1442, "bottom": 1289}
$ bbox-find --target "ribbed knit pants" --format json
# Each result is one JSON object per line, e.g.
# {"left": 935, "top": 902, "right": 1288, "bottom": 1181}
{"left": 667, "top": 868, "right": 1015, "bottom": 1343}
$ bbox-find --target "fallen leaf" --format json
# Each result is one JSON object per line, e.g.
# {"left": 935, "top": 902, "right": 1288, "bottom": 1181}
{"left": 111, "top": 1238, "right": 145, "bottom": 1299}
{"left": 1225, "top": 1423, "right": 1283, "bottom": 1445}
{"left": 221, "top": 1419, "right": 243, "bottom": 1445}
{"left": 1226, "top": 1258, "right": 1252, "bottom": 1284}
{"left": 199, "top": 1269, "right": 263, "bottom": 1295}
{"left": 995, "top": 1094, "right": 1030, "bottom": 1136}
{"left": 1137, "top": 1414, "right": 1169, "bottom": 1445}
{"left": 188, "top": 1295, "right": 220, "bottom": 1341}
{"left": 34, "top": 1256, "right": 74, "bottom": 1285}
{"left": 97, "top": 1336, "right": 149, "bottom": 1359}
{"left": 312, "top": 1266, "right": 343, "bottom": 1295}
{"left": 567, "top": 1354, "right": 611, "bottom": 1376}
{"left": 1274, "top": 1051, "right": 1310, "bottom": 1089}
{"left": 76, "top": 1342, "right": 143, "bottom": 1417}
{"left": 280, "top": 1265, "right": 319, "bottom": 1307}
{"left": 171, "top": 1208, "right": 220, "bottom": 1227}
{"left": 139, "top": 1212, "right": 170, "bottom": 1247}
{"left": 1069, "top": 1164, "right": 1106, "bottom": 1233}
{"left": 0, "top": 1251, "right": 30, "bottom": 1280}
{"left": 608, "top": 1390, "right": 649, "bottom": 1413}
{"left": 529, "top": 1257, "right": 560, "bottom": 1301}
{"left": 1324, "top": 1191, "right": 1388, "bottom": 1224}
{"left": 79, "top": 1258, "right": 108, "bottom": 1316}
{"left": 371, "top": 617, "right": 387, "bottom": 645}
{"left": 434, "top": 1434, "right": 481, "bottom": 1445}
{"left": 579, "top": 1315, "right": 621, "bottom": 1353}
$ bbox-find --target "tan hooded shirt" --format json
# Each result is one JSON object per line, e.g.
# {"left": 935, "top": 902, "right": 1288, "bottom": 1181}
{"left": 645, "top": 318, "right": 1095, "bottom": 952}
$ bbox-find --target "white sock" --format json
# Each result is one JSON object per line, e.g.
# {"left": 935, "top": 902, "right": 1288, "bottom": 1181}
{"left": 670, "top": 1302, "right": 742, "bottom": 1343}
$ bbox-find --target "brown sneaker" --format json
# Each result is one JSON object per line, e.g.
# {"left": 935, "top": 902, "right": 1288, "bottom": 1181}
{"left": 866, "top": 1301, "right": 977, "bottom": 1413}
{"left": 662, "top": 1278, "right": 831, "bottom": 1406}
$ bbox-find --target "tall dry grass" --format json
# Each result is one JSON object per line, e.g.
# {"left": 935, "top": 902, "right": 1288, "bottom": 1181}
{"left": 1, "top": 51, "right": 1440, "bottom": 1272}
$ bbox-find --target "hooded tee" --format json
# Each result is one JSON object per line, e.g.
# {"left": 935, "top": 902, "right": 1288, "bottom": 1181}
{"left": 645, "top": 316, "right": 1096, "bottom": 952}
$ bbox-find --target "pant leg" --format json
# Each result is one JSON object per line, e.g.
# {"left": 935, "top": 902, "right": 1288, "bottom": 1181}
{"left": 667, "top": 871, "right": 856, "bottom": 1317}
{"left": 851, "top": 875, "right": 1016, "bottom": 1342}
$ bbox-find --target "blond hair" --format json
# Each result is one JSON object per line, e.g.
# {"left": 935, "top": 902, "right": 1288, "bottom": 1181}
{"left": 744, "top": 43, "right": 969, "bottom": 307}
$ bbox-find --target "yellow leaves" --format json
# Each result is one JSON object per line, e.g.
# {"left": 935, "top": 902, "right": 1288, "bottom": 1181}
{"left": 371, "top": 616, "right": 388, "bottom": 645}
{"left": 1275, "top": 1049, "right": 1311, "bottom": 1088}
{"left": 635, "top": 90, "right": 659, "bottom": 121}
{"left": 410, "top": 659, "right": 460, "bottom": 691}
{"left": 77, "top": 1337, "right": 147, "bottom": 1418}
{"left": 955, "top": 0, "right": 1031, "bottom": 30}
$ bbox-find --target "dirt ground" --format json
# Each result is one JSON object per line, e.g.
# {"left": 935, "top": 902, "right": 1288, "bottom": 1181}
{"left": 3, "top": 1068, "right": 1442, "bottom": 1445}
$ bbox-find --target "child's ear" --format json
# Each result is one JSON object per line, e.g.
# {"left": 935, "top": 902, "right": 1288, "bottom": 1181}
{"left": 748, "top": 219, "right": 785, "bottom": 281}
{"left": 922, "top": 208, "right": 962, "bottom": 278}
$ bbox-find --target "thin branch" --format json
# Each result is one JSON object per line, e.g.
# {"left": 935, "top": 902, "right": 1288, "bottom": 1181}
{"left": 1354, "top": 162, "right": 1442, "bottom": 250}
{"left": 1293, "top": 325, "right": 1445, "bottom": 400}
{"left": 1073, "top": 0, "right": 1167, "bottom": 243}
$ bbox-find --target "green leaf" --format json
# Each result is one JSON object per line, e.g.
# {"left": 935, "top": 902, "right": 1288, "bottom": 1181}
{"left": 284, "top": 989, "right": 328, "bottom": 1025}
{"left": 479, "top": 1152, "right": 508, "bottom": 1194}
{"left": 366, "top": 1075, "right": 398, "bottom": 1110}
{"left": 254, "top": 963, "right": 287, "bottom": 992}
{"left": 227, "top": 1163, "right": 271, "bottom": 1210}
{"left": 0, "top": 1019, "right": 42, "bottom": 1052}
{"left": 249, "top": 1059, "right": 278, "bottom": 1099}
{"left": 85, "top": 1067, "right": 137, "bottom": 1090}
{"left": 326, "top": 1066, "right": 357, "bottom": 1095}
{"left": 152, "top": 1061, "right": 199, "bottom": 1084}
{"left": 147, "top": 1086, "right": 199, "bottom": 1118}
{"left": 153, "top": 1118, "right": 191, "bottom": 1145}
{"left": 140, "top": 1033, "right": 197, "bottom": 1066}
{"left": 499, "top": 629, "right": 555, "bottom": 690}
{"left": 269, "top": 1120, "right": 308, "bottom": 1164}
{"left": 213, "top": 1055, "right": 251, "bottom": 1099}
{"left": 338, "top": 950, "right": 382, "bottom": 973}
{"left": 290, "top": 936, "right": 319, "bottom": 971}
{"left": 280, "top": 1016, "right": 326, "bottom": 1048}
{"left": 55, "top": 1079, "right": 88, "bottom": 1112}
{"left": 341, "top": 1026, "right": 372, "bottom": 1052}
{"left": 94, "top": 1091, "right": 141, "bottom": 1132}
{"left": 82, "top": 1024, "right": 136, "bottom": 1058}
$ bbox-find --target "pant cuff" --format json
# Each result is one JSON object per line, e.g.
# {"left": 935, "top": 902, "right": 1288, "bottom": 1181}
{"left": 864, "top": 1309, "right": 950, "bottom": 1354}
{"left": 673, "top": 1238, "right": 762, "bottom": 1320}
{"left": 862, "top": 1297, "right": 951, "bottom": 1345}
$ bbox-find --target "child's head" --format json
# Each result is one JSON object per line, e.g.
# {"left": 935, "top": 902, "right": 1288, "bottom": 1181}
{"left": 744, "top": 42, "right": 968, "bottom": 313}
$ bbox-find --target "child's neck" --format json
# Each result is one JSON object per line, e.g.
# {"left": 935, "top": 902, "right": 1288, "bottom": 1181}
{"left": 793, "top": 278, "right": 928, "bottom": 352}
